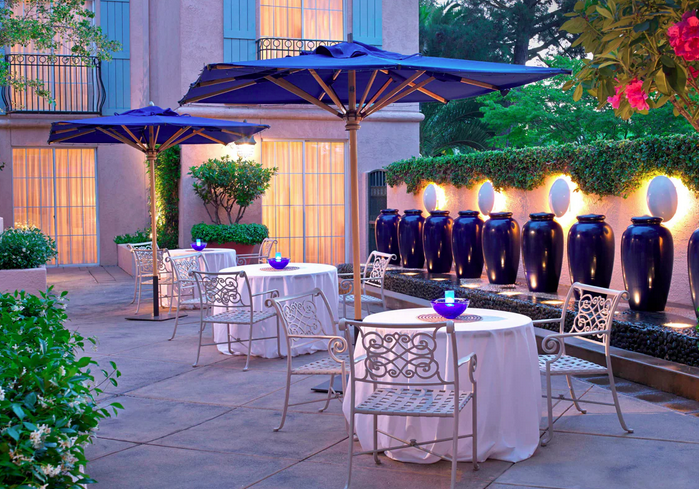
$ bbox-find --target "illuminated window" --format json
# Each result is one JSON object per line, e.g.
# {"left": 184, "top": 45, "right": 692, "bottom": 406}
{"left": 13, "top": 148, "right": 98, "bottom": 265}
{"left": 260, "top": 0, "right": 344, "bottom": 41}
{"left": 261, "top": 141, "right": 345, "bottom": 265}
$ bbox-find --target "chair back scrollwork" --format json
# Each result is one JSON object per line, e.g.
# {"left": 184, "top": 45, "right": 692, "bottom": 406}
{"left": 133, "top": 248, "right": 169, "bottom": 275}
{"left": 363, "top": 251, "right": 395, "bottom": 289}
{"left": 171, "top": 253, "right": 205, "bottom": 284}
{"left": 258, "top": 238, "right": 278, "bottom": 263}
{"left": 560, "top": 283, "right": 628, "bottom": 343}
{"left": 267, "top": 288, "right": 337, "bottom": 347}
{"left": 192, "top": 271, "right": 252, "bottom": 309}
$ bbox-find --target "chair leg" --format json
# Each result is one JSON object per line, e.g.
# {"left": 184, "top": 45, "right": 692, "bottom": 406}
{"left": 274, "top": 369, "right": 292, "bottom": 432}
{"left": 541, "top": 370, "right": 554, "bottom": 446}
{"left": 345, "top": 409, "right": 355, "bottom": 489}
{"left": 608, "top": 371, "right": 634, "bottom": 433}
{"left": 319, "top": 374, "right": 335, "bottom": 413}
{"left": 451, "top": 411, "right": 459, "bottom": 489}
{"left": 276, "top": 316, "right": 282, "bottom": 359}
{"left": 135, "top": 278, "right": 142, "bottom": 314}
{"left": 131, "top": 277, "right": 138, "bottom": 304}
{"left": 244, "top": 323, "right": 254, "bottom": 371}
{"left": 168, "top": 282, "right": 175, "bottom": 313}
{"left": 472, "top": 397, "right": 479, "bottom": 471}
{"left": 342, "top": 298, "right": 347, "bottom": 319}
{"left": 169, "top": 286, "right": 182, "bottom": 341}
{"left": 566, "top": 374, "right": 587, "bottom": 414}
{"left": 372, "top": 414, "right": 380, "bottom": 465}
{"left": 193, "top": 321, "right": 206, "bottom": 367}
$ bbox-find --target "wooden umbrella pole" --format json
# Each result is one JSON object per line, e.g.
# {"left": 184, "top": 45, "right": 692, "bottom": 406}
{"left": 347, "top": 70, "right": 362, "bottom": 320}
{"left": 147, "top": 151, "right": 160, "bottom": 318}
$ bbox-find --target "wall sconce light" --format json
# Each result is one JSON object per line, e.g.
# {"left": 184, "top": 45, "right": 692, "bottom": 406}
{"left": 548, "top": 177, "right": 571, "bottom": 217}
{"left": 646, "top": 175, "right": 678, "bottom": 222}
{"left": 235, "top": 134, "right": 256, "bottom": 160}
{"left": 478, "top": 181, "right": 495, "bottom": 215}
{"left": 423, "top": 183, "right": 446, "bottom": 212}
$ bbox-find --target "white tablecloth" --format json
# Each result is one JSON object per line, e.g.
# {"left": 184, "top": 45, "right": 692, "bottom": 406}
{"left": 169, "top": 248, "right": 238, "bottom": 272}
{"left": 343, "top": 307, "right": 540, "bottom": 464}
{"left": 214, "top": 263, "right": 339, "bottom": 358}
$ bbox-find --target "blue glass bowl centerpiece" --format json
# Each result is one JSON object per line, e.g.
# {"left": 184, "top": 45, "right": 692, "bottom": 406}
{"left": 431, "top": 298, "right": 469, "bottom": 319}
{"left": 191, "top": 241, "right": 207, "bottom": 252}
{"left": 269, "top": 257, "right": 290, "bottom": 270}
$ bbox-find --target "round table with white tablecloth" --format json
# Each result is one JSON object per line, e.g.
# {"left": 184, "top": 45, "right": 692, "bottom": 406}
{"left": 343, "top": 307, "right": 541, "bottom": 464}
{"left": 168, "top": 248, "right": 237, "bottom": 272}
{"left": 213, "top": 263, "right": 339, "bottom": 358}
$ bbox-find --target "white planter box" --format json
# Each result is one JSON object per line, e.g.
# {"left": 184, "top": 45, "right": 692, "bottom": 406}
{"left": 0, "top": 267, "right": 47, "bottom": 296}
{"left": 117, "top": 244, "right": 135, "bottom": 276}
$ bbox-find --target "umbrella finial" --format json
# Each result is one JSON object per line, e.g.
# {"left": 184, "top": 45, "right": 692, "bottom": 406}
{"left": 149, "top": 101, "right": 155, "bottom": 106}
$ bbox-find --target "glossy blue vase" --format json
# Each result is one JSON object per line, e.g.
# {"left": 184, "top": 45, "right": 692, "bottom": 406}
{"left": 375, "top": 209, "right": 401, "bottom": 265}
{"left": 567, "top": 214, "right": 614, "bottom": 288}
{"left": 398, "top": 209, "right": 425, "bottom": 269}
{"left": 423, "top": 210, "right": 453, "bottom": 273}
{"left": 452, "top": 210, "right": 484, "bottom": 279}
{"left": 482, "top": 212, "right": 520, "bottom": 285}
{"left": 621, "top": 216, "right": 674, "bottom": 311}
{"left": 522, "top": 213, "right": 563, "bottom": 293}
{"left": 689, "top": 228, "right": 699, "bottom": 318}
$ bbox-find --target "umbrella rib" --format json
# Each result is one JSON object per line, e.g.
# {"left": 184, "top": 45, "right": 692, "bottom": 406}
{"left": 309, "top": 69, "right": 346, "bottom": 113}
{"left": 97, "top": 127, "right": 145, "bottom": 152}
{"left": 460, "top": 77, "right": 499, "bottom": 91}
{"left": 358, "top": 70, "right": 378, "bottom": 112}
{"left": 379, "top": 69, "right": 447, "bottom": 103}
{"left": 264, "top": 75, "right": 342, "bottom": 117}
{"left": 49, "top": 128, "right": 96, "bottom": 144}
{"left": 361, "top": 71, "right": 424, "bottom": 115}
{"left": 198, "top": 75, "right": 238, "bottom": 88}
{"left": 195, "top": 131, "right": 228, "bottom": 145}
{"left": 153, "top": 126, "right": 161, "bottom": 149}
{"left": 318, "top": 70, "right": 342, "bottom": 102}
{"left": 148, "top": 126, "right": 155, "bottom": 151}
{"left": 160, "top": 128, "right": 208, "bottom": 150}
{"left": 363, "top": 78, "right": 393, "bottom": 110}
{"left": 158, "top": 126, "right": 190, "bottom": 152}
{"left": 121, "top": 125, "right": 148, "bottom": 151}
{"left": 349, "top": 70, "right": 356, "bottom": 111}
{"left": 184, "top": 80, "right": 258, "bottom": 104}
{"left": 221, "top": 129, "right": 247, "bottom": 137}
{"left": 363, "top": 76, "right": 436, "bottom": 118}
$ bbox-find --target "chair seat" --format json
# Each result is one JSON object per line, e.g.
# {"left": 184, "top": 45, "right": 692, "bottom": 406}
{"left": 179, "top": 297, "right": 201, "bottom": 306}
{"left": 539, "top": 354, "right": 608, "bottom": 376}
{"left": 292, "top": 353, "right": 350, "bottom": 375}
{"left": 203, "top": 309, "right": 276, "bottom": 324}
{"left": 341, "top": 294, "right": 383, "bottom": 305}
{"left": 356, "top": 387, "right": 472, "bottom": 417}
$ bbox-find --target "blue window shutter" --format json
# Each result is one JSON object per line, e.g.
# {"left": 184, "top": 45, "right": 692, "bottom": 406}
{"left": 100, "top": 0, "right": 130, "bottom": 115}
{"left": 353, "top": 0, "right": 382, "bottom": 47}
{"left": 223, "top": 0, "right": 256, "bottom": 62}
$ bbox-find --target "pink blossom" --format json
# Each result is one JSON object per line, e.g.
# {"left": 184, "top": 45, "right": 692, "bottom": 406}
{"left": 688, "top": 66, "right": 699, "bottom": 79}
{"left": 668, "top": 11, "right": 699, "bottom": 61}
{"left": 625, "top": 79, "right": 650, "bottom": 111}
{"left": 607, "top": 84, "right": 625, "bottom": 109}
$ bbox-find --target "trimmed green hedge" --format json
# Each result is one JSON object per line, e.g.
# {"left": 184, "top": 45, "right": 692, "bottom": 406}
{"left": 386, "top": 134, "right": 699, "bottom": 197}
{"left": 190, "top": 223, "right": 269, "bottom": 245}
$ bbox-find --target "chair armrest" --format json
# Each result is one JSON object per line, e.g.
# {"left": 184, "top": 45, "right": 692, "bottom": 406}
{"left": 353, "top": 354, "right": 367, "bottom": 364}
{"left": 457, "top": 352, "right": 477, "bottom": 384}
{"left": 532, "top": 318, "right": 563, "bottom": 326}
{"left": 540, "top": 330, "right": 608, "bottom": 356}
{"left": 253, "top": 289, "right": 280, "bottom": 299}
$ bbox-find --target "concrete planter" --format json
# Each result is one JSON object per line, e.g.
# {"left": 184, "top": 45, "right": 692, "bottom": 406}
{"left": 117, "top": 243, "right": 135, "bottom": 276}
{"left": 208, "top": 241, "right": 256, "bottom": 255}
{"left": 0, "top": 267, "right": 47, "bottom": 296}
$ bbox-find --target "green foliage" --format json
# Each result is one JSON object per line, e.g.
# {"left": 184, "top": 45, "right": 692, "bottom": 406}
{"left": 0, "top": 0, "right": 120, "bottom": 104}
{"left": 0, "top": 289, "right": 122, "bottom": 487}
{"left": 480, "top": 57, "right": 694, "bottom": 147}
{"left": 189, "top": 156, "right": 277, "bottom": 225}
{"left": 190, "top": 222, "right": 269, "bottom": 246}
{"left": 113, "top": 228, "right": 177, "bottom": 250}
{"left": 0, "top": 226, "right": 57, "bottom": 270}
{"left": 386, "top": 133, "right": 699, "bottom": 197}
{"left": 562, "top": 0, "right": 699, "bottom": 129}
{"left": 420, "top": 99, "right": 493, "bottom": 156}
{"left": 147, "top": 146, "right": 180, "bottom": 247}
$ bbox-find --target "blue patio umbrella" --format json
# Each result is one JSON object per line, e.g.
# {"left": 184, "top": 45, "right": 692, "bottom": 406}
{"left": 48, "top": 105, "right": 269, "bottom": 320}
{"left": 179, "top": 42, "right": 570, "bottom": 319}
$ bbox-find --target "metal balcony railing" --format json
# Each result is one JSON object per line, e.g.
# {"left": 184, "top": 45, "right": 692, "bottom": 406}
{"left": 1, "top": 53, "right": 106, "bottom": 114}
{"left": 256, "top": 37, "right": 342, "bottom": 60}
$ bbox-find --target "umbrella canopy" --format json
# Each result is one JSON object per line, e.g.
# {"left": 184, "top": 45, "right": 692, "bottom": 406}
{"left": 179, "top": 42, "right": 570, "bottom": 319}
{"left": 48, "top": 105, "right": 270, "bottom": 320}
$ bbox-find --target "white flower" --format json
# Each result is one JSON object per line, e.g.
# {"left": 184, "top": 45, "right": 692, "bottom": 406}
{"left": 40, "top": 464, "right": 61, "bottom": 477}
{"left": 0, "top": 386, "right": 5, "bottom": 401}
{"left": 30, "top": 424, "right": 50, "bottom": 449}
{"left": 58, "top": 366, "right": 66, "bottom": 376}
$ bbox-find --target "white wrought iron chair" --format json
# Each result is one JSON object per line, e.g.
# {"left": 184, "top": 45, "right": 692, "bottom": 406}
{"left": 266, "top": 288, "right": 348, "bottom": 432}
{"left": 236, "top": 238, "right": 278, "bottom": 265}
{"left": 535, "top": 282, "right": 634, "bottom": 446}
{"left": 131, "top": 248, "right": 173, "bottom": 314}
{"left": 339, "top": 318, "right": 478, "bottom": 489}
{"left": 127, "top": 241, "right": 156, "bottom": 304}
{"left": 192, "top": 270, "right": 280, "bottom": 370}
{"left": 338, "top": 251, "right": 395, "bottom": 318}
{"left": 168, "top": 253, "right": 207, "bottom": 341}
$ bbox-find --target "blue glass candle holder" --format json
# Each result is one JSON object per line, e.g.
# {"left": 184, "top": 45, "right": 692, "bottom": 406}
{"left": 431, "top": 298, "right": 469, "bottom": 319}
{"left": 269, "top": 257, "right": 290, "bottom": 270}
{"left": 191, "top": 241, "right": 207, "bottom": 252}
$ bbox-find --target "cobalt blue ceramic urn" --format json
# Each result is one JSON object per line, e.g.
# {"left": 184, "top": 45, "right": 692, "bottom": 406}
{"left": 522, "top": 212, "right": 563, "bottom": 293}
{"left": 452, "top": 210, "right": 484, "bottom": 279}
{"left": 482, "top": 211, "right": 521, "bottom": 284}
{"left": 375, "top": 209, "right": 401, "bottom": 265}
{"left": 398, "top": 209, "right": 425, "bottom": 269}
{"left": 567, "top": 214, "right": 615, "bottom": 288}
{"left": 689, "top": 228, "right": 699, "bottom": 318}
{"left": 621, "top": 216, "right": 674, "bottom": 311}
{"left": 423, "top": 210, "right": 453, "bottom": 273}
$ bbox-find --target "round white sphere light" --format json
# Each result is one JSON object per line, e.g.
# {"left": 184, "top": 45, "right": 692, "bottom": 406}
{"left": 647, "top": 175, "right": 678, "bottom": 222}
{"left": 548, "top": 177, "right": 571, "bottom": 217}
{"left": 423, "top": 183, "right": 438, "bottom": 213}
{"left": 478, "top": 181, "right": 495, "bottom": 216}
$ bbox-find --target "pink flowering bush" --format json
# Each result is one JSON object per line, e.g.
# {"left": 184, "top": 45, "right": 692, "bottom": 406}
{"left": 607, "top": 79, "right": 649, "bottom": 111}
{"left": 668, "top": 11, "right": 699, "bottom": 61}
{"left": 0, "top": 289, "right": 122, "bottom": 488}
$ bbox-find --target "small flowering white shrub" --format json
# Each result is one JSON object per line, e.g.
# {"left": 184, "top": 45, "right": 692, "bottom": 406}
{"left": 0, "top": 289, "right": 122, "bottom": 487}
{"left": 0, "top": 226, "right": 58, "bottom": 270}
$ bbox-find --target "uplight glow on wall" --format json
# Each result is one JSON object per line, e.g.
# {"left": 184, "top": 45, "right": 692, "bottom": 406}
{"left": 478, "top": 181, "right": 506, "bottom": 216}
{"left": 646, "top": 175, "right": 689, "bottom": 225}
{"left": 423, "top": 183, "right": 447, "bottom": 212}
{"left": 549, "top": 175, "right": 583, "bottom": 228}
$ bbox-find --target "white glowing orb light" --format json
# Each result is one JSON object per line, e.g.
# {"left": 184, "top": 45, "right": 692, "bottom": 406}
{"left": 423, "top": 183, "right": 447, "bottom": 212}
{"left": 548, "top": 177, "right": 571, "bottom": 217}
{"left": 478, "top": 181, "right": 495, "bottom": 215}
{"left": 646, "top": 175, "right": 678, "bottom": 223}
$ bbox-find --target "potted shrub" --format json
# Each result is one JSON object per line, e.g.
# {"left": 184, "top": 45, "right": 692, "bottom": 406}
{"left": 0, "top": 226, "right": 58, "bottom": 296}
{"left": 189, "top": 155, "right": 277, "bottom": 254}
{"left": 0, "top": 289, "right": 122, "bottom": 487}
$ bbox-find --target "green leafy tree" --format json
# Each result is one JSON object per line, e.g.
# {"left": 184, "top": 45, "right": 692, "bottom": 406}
{"left": 189, "top": 156, "right": 277, "bottom": 225}
{"left": 562, "top": 0, "right": 699, "bottom": 131}
{"left": 421, "top": 99, "right": 492, "bottom": 155}
{"left": 0, "top": 0, "right": 120, "bottom": 102}
{"left": 480, "top": 57, "right": 693, "bottom": 147}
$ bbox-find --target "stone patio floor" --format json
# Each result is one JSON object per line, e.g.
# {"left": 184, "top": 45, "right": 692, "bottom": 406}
{"left": 48, "top": 266, "right": 699, "bottom": 489}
